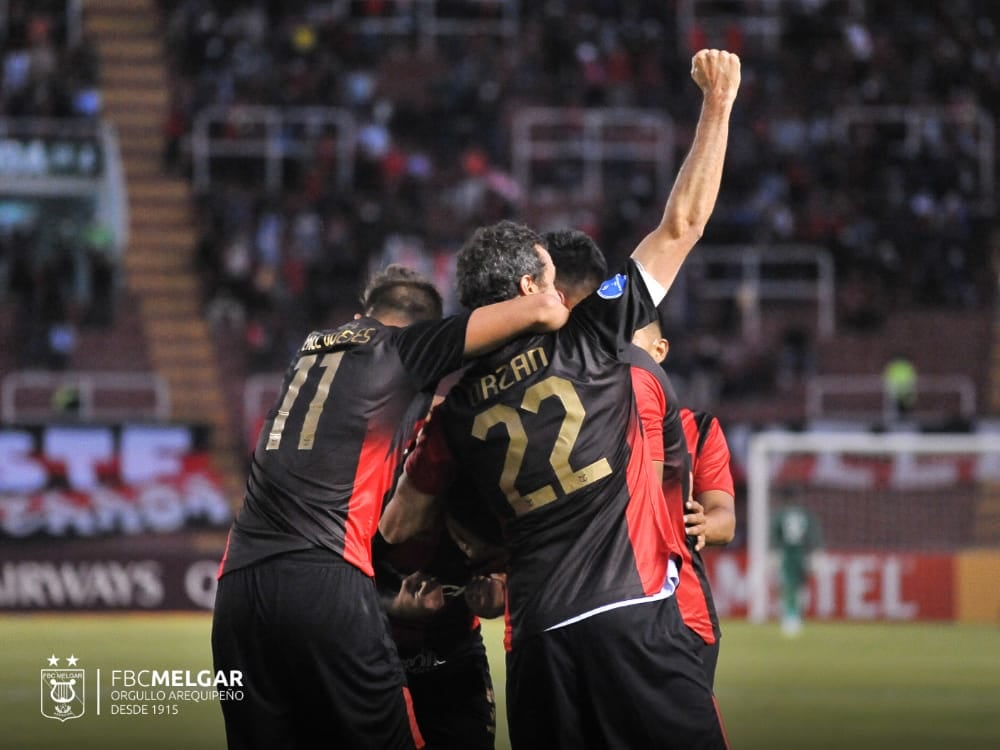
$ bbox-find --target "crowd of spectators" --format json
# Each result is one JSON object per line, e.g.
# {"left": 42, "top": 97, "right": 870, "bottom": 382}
{"left": 3, "top": 0, "right": 988, "bottom": 405}
{"left": 3, "top": 212, "right": 118, "bottom": 369}
{"left": 0, "top": 0, "right": 112, "bottom": 370}
{"left": 156, "top": 0, "right": 998, "bottom": 393}
{"left": 1, "top": 0, "right": 101, "bottom": 119}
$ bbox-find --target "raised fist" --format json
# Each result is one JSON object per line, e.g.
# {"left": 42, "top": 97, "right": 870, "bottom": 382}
{"left": 691, "top": 49, "right": 741, "bottom": 104}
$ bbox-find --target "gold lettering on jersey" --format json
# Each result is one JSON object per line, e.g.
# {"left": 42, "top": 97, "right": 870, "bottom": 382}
{"left": 476, "top": 347, "right": 549, "bottom": 403}
{"left": 301, "top": 326, "right": 375, "bottom": 353}
{"left": 266, "top": 351, "right": 346, "bottom": 451}
{"left": 471, "top": 374, "right": 610, "bottom": 514}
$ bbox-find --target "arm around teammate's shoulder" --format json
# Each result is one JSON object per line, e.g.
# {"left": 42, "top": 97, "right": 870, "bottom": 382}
{"left": 463, "top": 291, "right": 568, "bottom": 357}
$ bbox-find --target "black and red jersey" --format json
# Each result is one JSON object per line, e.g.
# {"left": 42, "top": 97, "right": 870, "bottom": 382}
{"left": 677, "top": 408, "right": 734, "bottom": 644}
{"left": 374, "top": 371, "right": 484, "bottom": 665}
{"left": 375, "top": 516, "right": 484, "bottom": 660}
{"left": 623, "top": 344, "right": 689, "bottom": 490}
{"left": 218, "top": 314, "right": 470, "bottom": 579}
{"left": 404, "top": 261, "right": 679, "bottom": 647}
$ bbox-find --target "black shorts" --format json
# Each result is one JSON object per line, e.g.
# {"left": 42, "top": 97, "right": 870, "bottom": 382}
{"left": 506, "top": 595, "right": 729, "bottom": 750}
{"left": 211, "top": 551, "right": 423, "bottom": 750}
{"left": 688, "top": 628, "right": 721, "bottom": 691}
{"left": 403, "top": 630, "right": 496, "bottom": 750}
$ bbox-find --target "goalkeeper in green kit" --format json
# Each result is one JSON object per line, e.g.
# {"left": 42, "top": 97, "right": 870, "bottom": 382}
{"left": 770, "top": 493, "right": 823, "bottom": 636}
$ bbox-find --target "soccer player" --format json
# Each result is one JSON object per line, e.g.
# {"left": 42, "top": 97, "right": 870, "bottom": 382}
{"left": 375, "top": 522, "right": 505, "bottom": 750}
{"left": 374, "top": 396, "right": 506, "bottom": 750}
{"left": 382, "top": 48, "right": 740, "bottom": 749}
{"left": 370, "top": 361, "right": 511, "bottom": 750}
{"left": 630, "top": 316, "right": 736, "bottom": 688}
{"left": 211, "top": 264, "right": 567, "bottom": 750}
{"left": 540, "top": 228, "right": 608, "bottom": 309}
{"left": 544, "top": 228, "right": 689, "bottom": 488}
{"left": 677, "top": 407, "right": 736, "bottom": 683}
{"left": 770, "top": 491, "right": 823, "bottom": 637}
{"left": 548, "top": 228, "right": 735, "bottom": 689}
{"left": 379, "top": 362, "right": 510, "bottom": 748}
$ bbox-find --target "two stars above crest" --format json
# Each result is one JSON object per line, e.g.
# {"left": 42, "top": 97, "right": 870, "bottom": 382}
{"left": 46, "top": 655, "right": 79, "bottom": 666}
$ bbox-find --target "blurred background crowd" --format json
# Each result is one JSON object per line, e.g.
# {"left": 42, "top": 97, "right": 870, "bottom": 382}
{"left": 1, "top": 0, "right": 997, "bottom": 435}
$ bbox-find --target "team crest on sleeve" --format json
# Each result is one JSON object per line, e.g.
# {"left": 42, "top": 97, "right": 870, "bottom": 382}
{"left": 596, "top": 274, "right": 628, "bottom": 299}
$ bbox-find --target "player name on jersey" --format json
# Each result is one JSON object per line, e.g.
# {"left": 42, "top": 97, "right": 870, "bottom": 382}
{"left": 474, "top": 346, "right": 549, "bottom": 403}
{"left": 300, "top": 325, "right": 376, "bottom": 351}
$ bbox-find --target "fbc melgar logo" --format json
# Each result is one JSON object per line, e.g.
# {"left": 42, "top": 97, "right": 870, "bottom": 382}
{"left": 39, "top": 654, "right": 244, "bottom": 722}
{"left": 41, "top": 655, "right": 85, "bottom": 722}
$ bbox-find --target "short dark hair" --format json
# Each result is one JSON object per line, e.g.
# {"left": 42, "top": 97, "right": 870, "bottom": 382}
{"left": 361, "top": 264, "right": 443, "bottom": 322}
{"left": 633, "top": 317, "right": 662, "bottom": 340}
{"left": 543, "top": 229, "right": 607, "bottom": 299}
{"left": 456, "top": 220, "right": 546, "bottom": 310}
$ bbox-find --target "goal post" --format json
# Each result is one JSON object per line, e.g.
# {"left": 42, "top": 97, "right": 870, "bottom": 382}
{"left": 746, "top": 430, "right": 1000, "bottom": 624}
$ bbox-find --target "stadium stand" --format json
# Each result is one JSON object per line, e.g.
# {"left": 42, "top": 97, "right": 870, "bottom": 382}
{"left": 0, "top": 0, "right": 121, "bottom": 372}
{"left": 0, "top": 0, "right": 244, "bottom": 501}
{"left": 150, "top": 2, "right": 995, "bottom": 439}
{"left": 1, "top": 0, "right": 997, "bottom": 501}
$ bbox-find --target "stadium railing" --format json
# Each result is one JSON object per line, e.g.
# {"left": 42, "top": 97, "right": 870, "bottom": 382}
{"left": 511, "top": 107, "right": 675, "bottom": 204}
{"left": 1, "top": 370, "right": 170, "bottom": 424}
{"left": 188, "top": 106, "right": 357, "bottom": 192}
{"left": 347, "top": 0, "right": 519, "bottom": 50}
{"left": 805, "top": 373, "right": 977, "bottom": 425}
{"left": 674, "top": 243, "right": 835, "bottom": 340}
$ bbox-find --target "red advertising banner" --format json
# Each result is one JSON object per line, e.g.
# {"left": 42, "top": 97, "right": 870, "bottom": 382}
{"left": 0, "top": 424, "right": 232, "bottom": 538}
{"left": 0, "top": 424, "right": 233, "bottom": 612}
{"left": 703, "top": 549, "right": 956, "bottom": 621}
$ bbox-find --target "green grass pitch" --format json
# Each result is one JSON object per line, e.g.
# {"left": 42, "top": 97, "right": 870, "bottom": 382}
{"left": 2, "top": 613, "right": 998, "bottom": 749}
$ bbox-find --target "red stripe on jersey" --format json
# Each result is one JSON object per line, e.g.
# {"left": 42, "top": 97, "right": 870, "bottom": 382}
{"left": 215, "top": 529, "right": 232, "bottom": 581}
{"left": 402, "top": 685, "right": 426, "bottom": 749}
{"left": 503, "top": 605, "right": 513, "bottom": 653}
{"left": 682, "top": 409, "right": 735, "bottom": 496}
{"left": 673, "top": 529, "right": 716, "bottom": 643}
{"left": 404, "top": 411, "right": 456, "bottom": 497}
{"left": 675, "top": 408, "right": 732, "bottom": 644}
{"left": 344, "top": 425, "right": 399, "bottom": 576}
{"left": 623, "top": 405, "right": 678, "bottom": 595}
{"left": 630, "top": 367, "right": 666, "bottom": 462}
{"left": 656, "top": 426, "right": 714, "bottom": 641}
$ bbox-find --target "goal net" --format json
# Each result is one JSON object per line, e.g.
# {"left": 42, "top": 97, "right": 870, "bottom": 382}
{"left": 745, "top": 430, "right": 1000, "bottom": 623}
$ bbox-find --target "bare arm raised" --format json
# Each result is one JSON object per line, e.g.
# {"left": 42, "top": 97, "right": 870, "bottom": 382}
{"left": 631, "top": 48, "right": 741, "bottom": 292}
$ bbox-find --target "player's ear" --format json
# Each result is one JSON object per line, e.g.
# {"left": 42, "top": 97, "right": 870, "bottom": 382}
{"left": 354, "top": 313, "right": 362, "bottom": 320}
{"left": 518, "top": 273, "right": 535, "bottom": 296}
{"left": 656, "top": 337, "right": 670, "bottom": 364}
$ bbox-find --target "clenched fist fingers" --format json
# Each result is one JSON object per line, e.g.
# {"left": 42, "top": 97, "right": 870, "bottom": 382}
{"left": 691, "top": 48, "right": 741, "bottom": 103}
